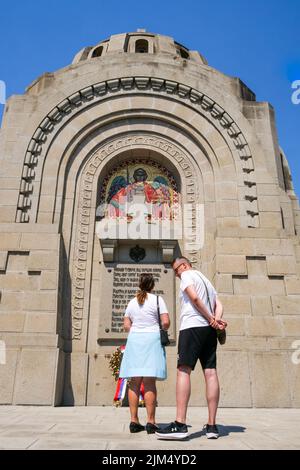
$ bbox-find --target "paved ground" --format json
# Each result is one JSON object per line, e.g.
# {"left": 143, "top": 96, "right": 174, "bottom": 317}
{"left": 0, "top": 406, "right": 299, "bottom": 450}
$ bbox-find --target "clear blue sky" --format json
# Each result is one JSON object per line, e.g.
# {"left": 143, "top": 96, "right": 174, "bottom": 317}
{"left": 0, "top": 0, "right": 299, "bottom": 197}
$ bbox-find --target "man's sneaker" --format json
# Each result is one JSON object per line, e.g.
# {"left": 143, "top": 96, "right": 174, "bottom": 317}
{"left": 204, "top": 424, "right": 219, "bottom": 439}
{"left": 155, "top": 421, "right": 188, "bottom": 440}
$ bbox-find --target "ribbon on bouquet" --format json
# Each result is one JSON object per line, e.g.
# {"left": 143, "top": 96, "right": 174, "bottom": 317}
{"left": 113, "top": 377, "right": 128, "bottom": 404}
{"left": 113, "top": 345, "right": 145, "bottom": 406}
{"left": 113, "top": 378, "right": 145, "bottom": 406}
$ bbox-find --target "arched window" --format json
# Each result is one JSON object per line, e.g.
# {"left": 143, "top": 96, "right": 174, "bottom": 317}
{"left": 92, "top": 46, "right": 103, "bottom": 58}
{"left": 135, "top": 39, "right": 149, "bottom": 53}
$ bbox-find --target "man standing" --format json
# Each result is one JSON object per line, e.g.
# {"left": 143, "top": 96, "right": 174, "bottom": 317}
{"left": 156, "top": 257, "right": 227, "bottom": 440}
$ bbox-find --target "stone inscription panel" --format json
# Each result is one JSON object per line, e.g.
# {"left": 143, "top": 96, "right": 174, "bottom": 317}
{"left": 98, "top": 264, "right": 175, "bottom": 339}
{"left": 112, "top": 266, "right": 164, "bottom": 332}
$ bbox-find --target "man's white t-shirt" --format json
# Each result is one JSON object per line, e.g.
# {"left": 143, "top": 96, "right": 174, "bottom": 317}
{"left": 179, "top": 270, "right": 217, "bottom": 330}
{"left": 124, "top": 293, "right": 168, "bottom": 332}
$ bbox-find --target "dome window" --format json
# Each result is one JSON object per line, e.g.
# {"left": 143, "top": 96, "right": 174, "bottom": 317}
{"left": 178, "top": 48, "right": 189, "bottom": 59}
{"left": 135, "top": 39, "right": 149, "bottom": 53}
{"left": 92, "top": 46, "right": 104, "bottom": 58}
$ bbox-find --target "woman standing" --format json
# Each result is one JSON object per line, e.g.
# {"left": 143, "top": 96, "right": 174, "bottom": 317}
{"left": 119, "top": 273, "right": 170, "bottom": 434}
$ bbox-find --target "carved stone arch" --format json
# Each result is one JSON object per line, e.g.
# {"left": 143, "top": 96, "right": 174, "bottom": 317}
{"left": 66, "top": 134, "right": 206, "bottom": 341}
{"left": 53, "top": 124, "right": 223, "bottom": 350}
{"left": 16, "top": 76, "right": 263, "bottom": 228}
{"left": 57, "top": 126, "right": 206, "bottom": 248}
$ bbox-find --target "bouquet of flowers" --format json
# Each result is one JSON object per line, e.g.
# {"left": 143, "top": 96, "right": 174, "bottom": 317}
{"left": 107, "top": 345, "right": 144, "bottom": 407}
{"left": 108, "top": 345, "right": 124, "bottom": 382}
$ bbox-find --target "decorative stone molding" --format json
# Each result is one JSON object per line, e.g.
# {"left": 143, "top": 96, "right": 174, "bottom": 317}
{"left": 16, "top": 76, "right": 258, "bottom": 227}
{"left": 72, "top": 134, "right": 198, "bottom": 339}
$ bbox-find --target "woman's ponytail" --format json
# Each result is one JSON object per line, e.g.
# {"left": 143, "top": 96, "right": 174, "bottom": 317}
{"left": 136, "top": 273, "right": 155, "bottom": 305}
{"left": 136, "top": 290, "right": 148, "bottom": 305}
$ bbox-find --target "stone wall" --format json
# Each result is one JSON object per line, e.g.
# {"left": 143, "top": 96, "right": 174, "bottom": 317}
{"left": 0, "top": 225, "right": 64, "bottom": 404}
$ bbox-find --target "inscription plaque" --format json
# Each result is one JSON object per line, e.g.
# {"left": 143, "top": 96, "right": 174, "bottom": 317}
{"left": 98, "top": 263, "right": 175, "bottom": 340}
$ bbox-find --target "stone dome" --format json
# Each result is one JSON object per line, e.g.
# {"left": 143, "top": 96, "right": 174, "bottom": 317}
{"left": 72, "top": 29, "right": 208, "bottom": 65}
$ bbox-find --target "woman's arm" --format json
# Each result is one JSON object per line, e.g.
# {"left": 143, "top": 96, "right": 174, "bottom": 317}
{"left": 123, "top": 317, "right": 132, "bottom": 332}
{"left": 160, "top": 313, "right": 170, "bottom": 330}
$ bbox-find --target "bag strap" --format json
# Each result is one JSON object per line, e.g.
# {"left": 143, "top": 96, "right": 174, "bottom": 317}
{"left": 156, "top": 295, "right": 163, "bottom": 329}
{"left": 195, "top": 272, "right": 214, "bottom": 314}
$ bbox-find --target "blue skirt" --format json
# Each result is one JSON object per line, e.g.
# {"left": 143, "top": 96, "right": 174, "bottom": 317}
{"left": 119, "top": 331, "right": 167, "bottom": 380}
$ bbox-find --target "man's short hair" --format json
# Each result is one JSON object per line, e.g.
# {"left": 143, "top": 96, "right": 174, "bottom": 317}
{"left": 171, "top": 256, "right": 192, "bottom": 268}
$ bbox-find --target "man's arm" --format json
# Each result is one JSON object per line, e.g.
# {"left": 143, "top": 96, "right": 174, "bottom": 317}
{"left": 214, "top": 297, "right": 224, "bottom": 320}
{"left": 185, "top": 286, "right": 227, "bottom": 329}
{"left": 184, "top": 285, "right": 213, "bottom": 323}
{"left": 213, "top": 297, "right": 227, "bottom": 329}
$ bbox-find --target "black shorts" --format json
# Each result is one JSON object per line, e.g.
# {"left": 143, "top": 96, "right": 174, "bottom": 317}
{"left": 177, "top": 326, "right": 217, "bottom": 370}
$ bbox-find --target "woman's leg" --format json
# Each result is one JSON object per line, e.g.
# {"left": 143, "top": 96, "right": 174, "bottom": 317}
{"left": 143, "top": 377, "right": 157, "bottom": 424}
{"left": 128, "top": 377, "right": 143, "bottom": 423}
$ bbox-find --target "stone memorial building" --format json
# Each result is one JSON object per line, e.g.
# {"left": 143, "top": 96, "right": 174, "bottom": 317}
{"left": 0, "top": 30, "right": 299, "bottom": 407}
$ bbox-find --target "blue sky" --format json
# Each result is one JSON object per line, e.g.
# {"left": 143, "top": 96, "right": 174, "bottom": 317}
{"left": 0, "top": 0, "right": 299, "bottom": 197}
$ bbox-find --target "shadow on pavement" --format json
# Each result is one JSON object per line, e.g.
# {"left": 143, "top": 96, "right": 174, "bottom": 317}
{"left": 188, "top": 424, "right": 246, "bottom": 440}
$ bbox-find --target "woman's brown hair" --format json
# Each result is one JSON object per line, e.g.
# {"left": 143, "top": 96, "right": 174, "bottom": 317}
{"left": 136, "top": 273, "right": 155, "bottom": 305}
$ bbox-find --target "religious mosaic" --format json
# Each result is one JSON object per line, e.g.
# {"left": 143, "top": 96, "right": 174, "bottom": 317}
{"left": 98, "top": 160, "right": 180, "bottom": 222}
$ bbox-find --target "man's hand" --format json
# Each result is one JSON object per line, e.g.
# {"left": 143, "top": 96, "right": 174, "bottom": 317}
{"left": 210, "top": 317, "right": 227, "bottom": 330}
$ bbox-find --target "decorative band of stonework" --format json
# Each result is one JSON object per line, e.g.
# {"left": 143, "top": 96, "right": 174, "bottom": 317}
{"left": 16, "top": 76, "right": 258, "bottom": 227}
